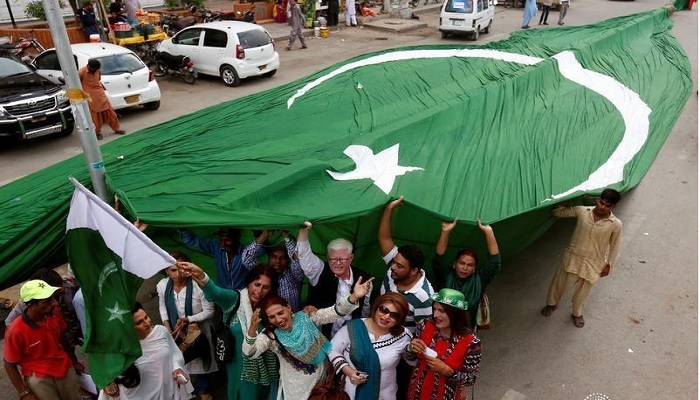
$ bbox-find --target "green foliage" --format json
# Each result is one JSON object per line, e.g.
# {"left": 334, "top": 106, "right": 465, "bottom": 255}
{"left": 186, "top": 0, "right": 204, "bottom": 8}
{"left": 163, "top": 0, "right": 180, "bottom": 9}
{"left": 24, "top": 0, "right": 68, "bottom": 20}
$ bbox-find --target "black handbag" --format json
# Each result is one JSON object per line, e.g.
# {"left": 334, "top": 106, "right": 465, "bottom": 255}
{"left": 210, "top": 296, "right": 241, "bottom": 365}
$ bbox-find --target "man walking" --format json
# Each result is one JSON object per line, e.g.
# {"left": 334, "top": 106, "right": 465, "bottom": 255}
{"left": 558, "top": 0, "right": 570, "bottom": 25}
{"left": 4, "top": 280, "right": 82, "bottom": 400}
{"left": 79, "top": 59, "right": 125, "bottom": 140}
{"left": 540, "top": 189, "right": 623, "bottom": 328}
{"left": 286, "top": 0, "right": 307, "bottom": 50}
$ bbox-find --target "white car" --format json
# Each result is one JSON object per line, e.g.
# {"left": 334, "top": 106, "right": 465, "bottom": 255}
{"left": 32, "top": 43, "right": 162, "bottom": 110}
{"left": 439, "top": 0, "right": 496, "bottom": 40}
{"left": 158, "top": 21, "right": 280, "bottom": 87}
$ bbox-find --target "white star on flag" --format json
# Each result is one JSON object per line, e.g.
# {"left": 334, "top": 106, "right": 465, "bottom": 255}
{"left": 326, "top": 144, "right": 424, "bottom": 194}
{"left": 105, "top": 302, "right": 130, "bottom": 323}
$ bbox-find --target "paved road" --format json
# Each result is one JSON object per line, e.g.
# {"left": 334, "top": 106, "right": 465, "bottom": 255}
{"left": 0, "top": 1, "right": 696, "bottom": 399}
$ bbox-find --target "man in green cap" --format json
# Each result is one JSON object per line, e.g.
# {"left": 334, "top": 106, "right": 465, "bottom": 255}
{"left": 4, "top": 279, "right": 82, "bottom": 400}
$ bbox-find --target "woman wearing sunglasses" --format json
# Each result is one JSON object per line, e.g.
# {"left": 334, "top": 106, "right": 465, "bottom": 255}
{"left": 328, "top": 293, "right": 412, "bottom": 400}
{"left": 406, "top": 288, "right": 481, "bottom": 400}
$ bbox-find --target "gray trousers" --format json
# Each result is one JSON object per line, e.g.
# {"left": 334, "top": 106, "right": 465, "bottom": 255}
{"left": 558, "top": 2, "right": 569, "bottom": 23}
{"left": 26, "top": 368, "right": 80, "bottom": 400}
{"left": 287, "top": 27, "right": 307, "bottom": 49}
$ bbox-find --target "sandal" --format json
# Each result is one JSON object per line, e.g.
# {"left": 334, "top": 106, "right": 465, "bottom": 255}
{"left": 540, "top": 305, "right": 557, "bottom": 317}
{"left": 0, "top": 297, "right": 14, "bottom": 310}
{"left": 572, "top": 315, "right": 585, "bottom": 328}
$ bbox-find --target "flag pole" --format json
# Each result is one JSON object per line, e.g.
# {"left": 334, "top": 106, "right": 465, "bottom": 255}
{"left": 42, "top": 0, "right": 109, "bottom": 202}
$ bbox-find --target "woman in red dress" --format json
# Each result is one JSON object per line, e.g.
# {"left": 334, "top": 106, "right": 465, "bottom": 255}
{"left": 405, "top": 288, "right": 481, "bottom": 400}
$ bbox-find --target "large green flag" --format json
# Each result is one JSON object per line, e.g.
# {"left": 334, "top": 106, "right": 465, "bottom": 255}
{"left": 66, "top": 178, "right": 175, "bottom": 388}
{"left": 0, "top": 9, "right": 692, "bottom": 286}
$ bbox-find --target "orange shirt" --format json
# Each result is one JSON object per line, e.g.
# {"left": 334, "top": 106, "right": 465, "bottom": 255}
{"left": 79, "top": 66, "right": 113, "bottom": 112}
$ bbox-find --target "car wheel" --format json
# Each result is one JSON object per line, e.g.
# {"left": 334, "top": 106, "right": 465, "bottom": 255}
{"left": 220, "top": 65, "right": 241, "bottom": 87}
{"left": 472, "top": 27, "right": 480, "bottom": 41}
{"left": 56, "top": 121, "right": 74, "bottom": 137}
{"left": 484, "top": 20, "right": 492, "bottom": 34}
{"left": 143, "top": 100, "right": 161, "bottom": 110}
{"left": 263, "top": 69, "right": 277, "bottom": 78}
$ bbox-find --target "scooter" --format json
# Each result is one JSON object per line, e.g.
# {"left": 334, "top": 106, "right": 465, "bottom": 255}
{"left": 150, "top": 52, "right": 196, "bottom": 84}
{"left": 0, "top": 36, "right": 45, "bottom": 63}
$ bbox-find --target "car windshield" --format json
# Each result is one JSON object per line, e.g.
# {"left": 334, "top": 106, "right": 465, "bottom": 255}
{"left": 446, "top": 0, "right": 473, "bottom": 12}
{"left": 236, "top": 29, "right": 271, "bottom": 49}
{"left": 0, "top": 57, "right": 32, "bottom": 78}
{"left": 95, "top": 53, "right": 144, "bottom": 75}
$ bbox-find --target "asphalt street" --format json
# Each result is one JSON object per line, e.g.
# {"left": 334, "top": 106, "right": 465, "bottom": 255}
{"left": 0, "top": 0, "right": 696, "bottom": 399}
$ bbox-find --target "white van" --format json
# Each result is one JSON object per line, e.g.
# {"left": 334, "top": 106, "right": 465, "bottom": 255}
{"left": 439, "top": 0, "right": 496, "bottom": 40}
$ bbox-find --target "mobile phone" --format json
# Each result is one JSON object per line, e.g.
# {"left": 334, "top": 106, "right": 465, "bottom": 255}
{"left": 356, "top": 371, "right": 369, "bottom": 379}
{"left": 424, "top": 348, "right": 438, "bottom": 358}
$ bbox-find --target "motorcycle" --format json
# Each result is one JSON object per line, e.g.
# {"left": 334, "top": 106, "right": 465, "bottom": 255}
{"left": 161, "top": 13, "right": 197, "bottom": 37}
{"left": 0, "top": 36, "right": 45, "bottom": 63}
{"left": 150, "top": 52, "right": 196, "bottom": 84}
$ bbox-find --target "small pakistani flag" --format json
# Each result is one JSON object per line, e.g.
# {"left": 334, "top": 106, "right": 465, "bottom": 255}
{"left": 66, "top": 178, "right": 176, "bottom": 388}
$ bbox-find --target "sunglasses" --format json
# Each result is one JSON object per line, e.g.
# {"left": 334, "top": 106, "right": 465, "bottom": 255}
{"left": 378, "top": 305, "right": 400, "bottom": 320}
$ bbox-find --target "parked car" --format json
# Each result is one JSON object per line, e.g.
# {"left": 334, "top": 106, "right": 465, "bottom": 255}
{"left": 157, "top": 21, "right": 279, "bottom": 87}
{"left": 0, "top": 54, "right": 74, "bottom": 140}
{"left": 32, "top": 43, "right": 161, "bottom": 111}
{"left": 439, "top": 0, "right": 496, "bottom": 40}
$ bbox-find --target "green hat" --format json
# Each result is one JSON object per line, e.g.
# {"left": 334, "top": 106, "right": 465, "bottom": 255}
{"left": 20, "top": 279, "right": 59, "bottom": 303}
{"left": 430, "top": 288, "right": 468, "bottom": 310}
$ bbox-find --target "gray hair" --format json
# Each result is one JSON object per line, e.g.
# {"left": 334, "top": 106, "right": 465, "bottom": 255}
{"left": 327, "top": 238, "right": 353, "bottom": 254}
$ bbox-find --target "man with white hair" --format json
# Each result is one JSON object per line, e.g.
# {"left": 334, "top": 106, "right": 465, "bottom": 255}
{"left": 297, "top": 222, "right": 372, "bottom": 338}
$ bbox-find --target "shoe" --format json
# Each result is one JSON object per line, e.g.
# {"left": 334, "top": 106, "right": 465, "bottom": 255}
{"left": 540, "top": 305, "right": 557, "bottom": 317}
{"left": 572, "top": 314, "right": 585, "bottom": 328}
{"left": 521, "top": 25, "right": 529, "bottom": 29}
{"left": 285, "top": 47, "right": 291, "bottom": 51}
{"left": 301, "top": 45, "right": 308, "bottom": 49}
{"left": 114, "top": 130, "right": 126, "bottom": 135}
{"left": 558, "top": 21, "right": 564, "bottom": 25}
{"left": 543, "top": 22, "right": 549, "bottom": 25}
{"left": 538, "top": 22, "right": 542, "bottom": 25}
{"left": 96, "top": 133, "right": 103, "bottom": 140}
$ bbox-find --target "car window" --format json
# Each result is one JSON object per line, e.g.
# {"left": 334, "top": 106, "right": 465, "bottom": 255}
{"left": 477, "top": 0, "right": 484, "bottom": 12}
{"left": 95, "top": 53, "right": 144, "bottom": 75}
{"left": 203, "top": 29, "right": 228, "bottom": 48}
{"left": 0, "top": 56, "right": 33, "bottom": 78}
{"left": 34, "top": 51, "right": 61, "bottom": 70}
{"left": 175, "top": 28, "right": 203, "bottom": 46}
{"left": 236, "top": 29, "right": 271, "bottom": 49}
{"left": 446, "top": 0, "right": 473, "bottom": 12}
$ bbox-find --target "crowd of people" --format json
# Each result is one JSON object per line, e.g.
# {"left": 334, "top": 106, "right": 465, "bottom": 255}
{"left": 3, "top": 189, "right": 623, "bottom": 400}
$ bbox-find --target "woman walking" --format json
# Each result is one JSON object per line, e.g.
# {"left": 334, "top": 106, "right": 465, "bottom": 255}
{"left": 405, "top": 289, "right": 481, "bottom": 400}
{"left": 328, "top": 292, "right": 412, "bottom": 399}
{"left": 242, "top": 277, "right": 373, "bottom": 399}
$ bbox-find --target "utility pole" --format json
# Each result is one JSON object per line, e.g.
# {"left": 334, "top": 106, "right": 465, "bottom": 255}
{"left": 41, "top": 0, "right": 109, "bottom": 202}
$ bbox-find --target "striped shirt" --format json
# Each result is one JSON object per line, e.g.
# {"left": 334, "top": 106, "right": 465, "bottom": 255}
{"left": 381, "top": 246, "right": 435, "bottom": 334}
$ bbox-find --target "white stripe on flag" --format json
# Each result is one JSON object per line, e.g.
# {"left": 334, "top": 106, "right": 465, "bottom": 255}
{"left": 66, "top": 178, "right": 176, "bottom": 279}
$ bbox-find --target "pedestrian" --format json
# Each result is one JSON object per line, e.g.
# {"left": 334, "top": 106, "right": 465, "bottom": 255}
{"left": 79, "top": 59, "right": 125, "bottom": 140}
{"left": 558, "top": 0, "right": 569, "bottom": 25}
{"left": 521, "top": 0, "right": 537, "bottom": 28}
{"left": 4, "top": 279, "right": 83, "bottom": 400}
{"left": 539, "top": 0, "right": 552, "bottom": 25}
{"left": 286, "top": 0, "right": 308, "bottom": 50}
{"left": 345, "top": 0, "right": 357, "bottom": 26}
{"left": 123, "top": 0, "right": 141, "bottom": 26}
{"left": 540, "top": 189, "right": 623, "bottom": 328}
{"left": 327, "top": 0, "right": 339, "bottom": 26}
{"left": 79, "top": 1, "right": 99, "bottom": 40}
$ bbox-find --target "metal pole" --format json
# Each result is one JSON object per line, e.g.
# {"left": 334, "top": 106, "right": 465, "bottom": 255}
{"left": 4, "top": 0, "right": 17, "bottom": 28}
{"left": 42, "top": 0, "right": 109, "bottom": 202}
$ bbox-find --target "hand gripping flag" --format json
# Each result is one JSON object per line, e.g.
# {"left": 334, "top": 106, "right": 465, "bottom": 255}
{"left": 66, "top": 177, "right": 176, "bottom": 388}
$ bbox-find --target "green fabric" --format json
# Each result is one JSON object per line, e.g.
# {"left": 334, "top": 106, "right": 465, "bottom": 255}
{"left": 0, "top": 9, "right": 692, "bottom": 288}
{"left": 65, "top": 228, "right": 142, "bottom": 389}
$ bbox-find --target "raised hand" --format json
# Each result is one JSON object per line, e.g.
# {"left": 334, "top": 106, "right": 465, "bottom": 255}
{"left": 177, "top": 262, "right": 206, "bottom": 286}
{"left": 247, "top": 308, "right": 262, "bottom": 336}
{"left": 351, "top": 276, "right": 375, "bottom": 301}
{"left": 297, "top": 221, "right": 313, "bottom": 241}
{"left": 441, "top": 217, "right": 458, "bottom": 232}
{"left": 387, "top": 195, "right": 404, "bottom": 210}
{"left": 477, "top": 219, "right": 492, "bottom": 233}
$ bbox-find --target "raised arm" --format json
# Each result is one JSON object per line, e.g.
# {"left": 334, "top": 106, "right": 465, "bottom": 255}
{"left": 178, "top": 262, "right": 239, "bottom": 313}
{"left": 241, "top": 230, "right": 269, "bottom": 270}
{"left": 179, "top": 229, "right": 219, "bottom": 256}
{"left": 296, "top": 221, "right": 324, "bottom": 286}
{"left": 477, "top": 220, "right": 499, "bottom": 256}
{"left": 379, "top": 196, "right": 403, "bottom": 256}
{"left": 436, "top": 218, "right": 458, "bottom": 256}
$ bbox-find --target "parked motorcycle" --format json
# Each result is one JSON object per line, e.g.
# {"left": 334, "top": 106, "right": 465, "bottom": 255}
{"left": 161, "top": 13, "right": 197, "bottom": 37}
{"left": 0, "top": 36, "right": 45, "bottom": 63}
{"left": 150, "top": 52, "right": 196, "bottom": 84}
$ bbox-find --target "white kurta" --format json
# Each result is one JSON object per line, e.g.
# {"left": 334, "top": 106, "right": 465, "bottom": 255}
{"left": 242, "top": 297, "right": 358, "bottom": 400}
{"left": 156, "top": 278, "right": 218, "bottom": 374}
{"left": 328, "top": 319, "right": 411, "bottom": 400}
{"left": 98, "top": 325, "right": 194, "bottom": 400}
